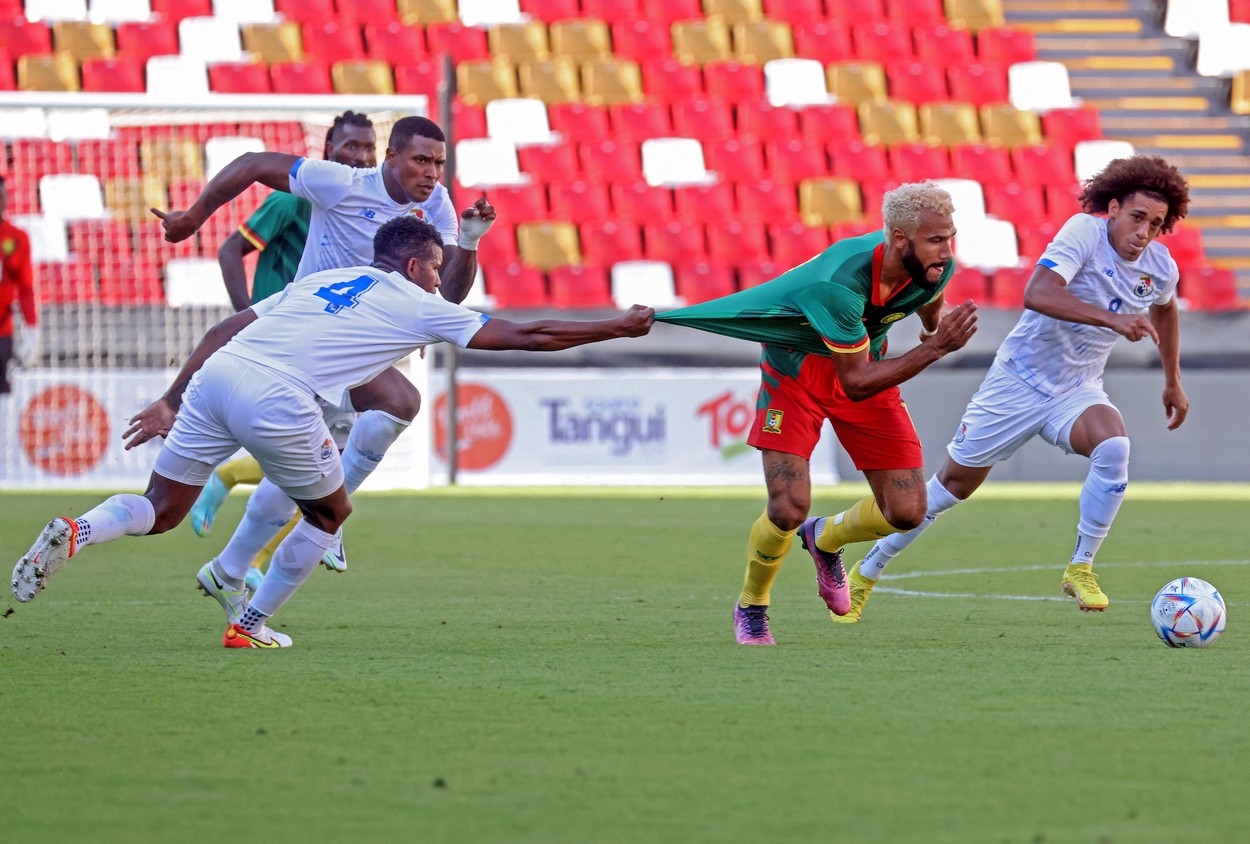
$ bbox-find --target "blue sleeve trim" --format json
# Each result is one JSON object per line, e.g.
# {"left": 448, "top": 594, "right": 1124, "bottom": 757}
{"left": 478, "top": 313, "right": 491, "bottom": 325}
{"left": 1037, "top": 257, "right": 1058, "bottom": 269}
{"left": 289, "top": 158, "right": 305, "bottom": 179}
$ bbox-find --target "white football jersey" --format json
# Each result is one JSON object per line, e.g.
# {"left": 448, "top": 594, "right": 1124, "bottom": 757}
{"left": 224, "top": 265, "right": 489, "bottom": 409}
{"left": 995, "top": 213, "right": 1178, "bottom": 396}
{"left": 288, "top": 158, "right": 459, "bottom": 281}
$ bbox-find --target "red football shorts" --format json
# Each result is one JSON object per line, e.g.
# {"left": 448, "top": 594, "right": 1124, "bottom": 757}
{"left": 747, "top": 354, "right": 923, "bottom": 470}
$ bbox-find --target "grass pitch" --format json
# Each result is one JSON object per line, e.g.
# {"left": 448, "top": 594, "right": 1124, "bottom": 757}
{"left": 1, "top": 484, "right": 1247, "bottom": 844}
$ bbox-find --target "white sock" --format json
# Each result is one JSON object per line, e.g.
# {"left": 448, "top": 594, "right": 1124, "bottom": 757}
{"left": 74, "top": 494, "right": 156, "bottom": 547}
{"left": 1071, "top": 436, "right": 1129, "bottom": 566}
{"left": 859, "top": 476, "right": 962, "bottom": 580}
{"left": 249, "top": 519, "right": 337, "bottom": 619}
{"left": 217, "top": 478, "right": 298, "bottom": 581}
{"left": 341, "top": 410, "right": 410, "bottom": 494}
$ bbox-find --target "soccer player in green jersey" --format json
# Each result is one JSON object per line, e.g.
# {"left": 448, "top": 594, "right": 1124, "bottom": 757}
{"left": 658, "top": 181, "right": 979, "bottom": 645}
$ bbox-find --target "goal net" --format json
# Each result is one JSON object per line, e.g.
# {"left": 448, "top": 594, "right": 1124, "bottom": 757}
{"left": 0, "top": 92, "right": 433, "bottom": 490}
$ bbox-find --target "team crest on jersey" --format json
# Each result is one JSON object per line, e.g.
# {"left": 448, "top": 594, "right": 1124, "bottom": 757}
{"left": 320, "top": 438, "right": 334, "bottom": 460}
{"left": 762, "top": 409, "right": 784, "bottom": 435}
{"left": 880, "top": 312, "right": 905, "bottom": 324}
{"left": 954, "top": 422, "right": 968, "bottom": 444}
{"left": 1134, "top": 275, "right": 1154, "bottom": 298}
{"left": 2, "top": 237, "right": 14, "bottom": 256}
{"left": 410, "top": 209, "right": 426, "bottom": 220}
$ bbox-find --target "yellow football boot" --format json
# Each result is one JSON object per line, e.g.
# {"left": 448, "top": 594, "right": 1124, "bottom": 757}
{"left": 1061, "top": 563, "right": 1109, "bottom": 611}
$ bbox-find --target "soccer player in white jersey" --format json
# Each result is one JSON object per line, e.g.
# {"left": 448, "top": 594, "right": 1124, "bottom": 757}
{"left": 12, "top": 218, "right": 655, "bottom": 648}
{"left": 837, "top": 155, "right": 1192, "bottom": 620}
{"left": 155, "top": 115, "right": 497, "bottom": 577}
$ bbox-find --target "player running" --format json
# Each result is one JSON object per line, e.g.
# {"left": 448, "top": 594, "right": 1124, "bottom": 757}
{"left": 657, "top": 181, "right": 978, "bottom": 645}
{"left": 13, "top": 218, "right": 654, "bottom": 648}
{"left": 846, "top": 155, "right": 1191, "bottom": 620}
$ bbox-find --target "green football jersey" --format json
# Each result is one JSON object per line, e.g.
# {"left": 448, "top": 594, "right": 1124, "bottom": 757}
{"left": 237, "top": 191, "right": 312, "bottom": 303}
{"left": 656, "top": 231, "right": 953, "bottom": 378}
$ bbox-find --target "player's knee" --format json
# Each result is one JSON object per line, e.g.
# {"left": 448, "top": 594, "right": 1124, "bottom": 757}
{"left": 1090, "top": 435, "right": 1130, "bottom": 477}
{"left": 881, "top": 502, "right": 925, "bottom": 532}
{"left": 767, "top": 497, "right": 807, "bottom": 532}
{"left": 378, "top": 383, "right": 422, "bottom": 422}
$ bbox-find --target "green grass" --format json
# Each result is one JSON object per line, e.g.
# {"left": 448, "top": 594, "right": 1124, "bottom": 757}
{"left": 1, "top": 485, "right": 1247, "bottom": 844}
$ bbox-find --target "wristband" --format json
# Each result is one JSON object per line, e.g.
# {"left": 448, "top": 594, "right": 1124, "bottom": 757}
{"left": 919, "top": 323, "right": 938, "bottom": 337}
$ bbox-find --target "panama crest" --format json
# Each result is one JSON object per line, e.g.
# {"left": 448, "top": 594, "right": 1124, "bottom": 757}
{"left": 320, "top": 438, "right": 334, "bottom": 460}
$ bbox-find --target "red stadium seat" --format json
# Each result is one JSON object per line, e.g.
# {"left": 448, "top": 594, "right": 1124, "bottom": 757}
{"left": 887, "top": 61, "right": 948, "bottom": 104}
{"left": 275, "top": 0, "right": 334, "bottom": 24}
{"left": 77, "top": 138, "right": 140, "bottom": 179}
{"left": 641, "top": 58, "right": 703, "bottom": 102}
{"left": 949, "top": 142, "right": 1013, "bottom": 185}
{"left": 610, "top": 101, "right": 673, "bottom": 143}
{"left": 643, "top": 219, "right": 705, "bottom": 264}
{"left": 672, "top": 98, "right": 736, "bottom": 142}
{"left": 485, "top": 263, "right": 548, "bottom": 309}
{"left": 947, "top": 62, "right": 1008, "bottom": 107}
{"left": 149, "top": 0, "right": 211, "bottom": 25}
{"left": 675, "top": 262, "right": 736, "bottom": 303}
{"left": 1044, "top": 182, "right": 1084, "bottom": 222}
{"left": 852, "top": 22, "right": 914, "bottom": 65}
{"left": 579, "top": 219, "right": 644, "bottom": 265}
{"left": 764, "top": 0, "right": 825, "bottom": 26}
{"left": 487, "top": 182, "right": 550, "bottom": 222}
{"left": 792, "top": 21, "right": 855, "bottom": 64}
{"left": 768, "top": 220, "right": 828, "bottom": 268}
{"left": 548, "top": 180, "right": 613, "bottom": 224}
{"left": 1014, "top": 218, "right": 1062, "bottom": 264}
{"left": 703, "top": 137, "right": 768, "bottom": 183}
{"left": 829, "top": 139, "right": 890, "bottom": 183}
{"left": 977, "top": 27, "right": 1036, "bottom": 66}
{"left": 797, "top": 104, "right": 860, "bottom": 144}
{"left": 36, "top": 260, "right": 96, "bottom": 305}
{"left": 638, "top": 0, "right": 702, "bottom": 24}
{"left": 737, "top": 258, "right": 783, "bottom": 288}
{"left": 549, "top": 101, "right": 612, "bottom": 143}
{"left": 579, "top": 139, "right": 642, "bottom": 183}
{"left": 1040, "top": 106, "right": 1103, "bottom": 149}
{"left": 0, "top": 58, "right": 13, "bottom": 91}
{"left": 673, "top": 181, "right": 736, "bottom": 224}
{"left": 1157, "top": 224, "right": 1206, "bottom": 272}
{"left": 737, "top": 180, "right": 799, "bottom": 224}
{"left": 363, "top": 21, "right": 427, "bottom": 64}
{"left": 888, "top": 142, "right": 950, "bottom": 181}
{"left": 984, "top": 182, "right": 1047, "bottom": 229}
{"left": 334, "top": 0, "right": 398, "bottom": 21}
{"left": 302, "top": 21, "right": 366, "bottom": 62}
{"left": 479, "top": 222, "right": 520, "bottom": 267}
{"left": 913, "top": 25, "right": 976, "bottom": 67}
{"left": 2, "top": 173, "right": 36, "bottom": 214}
{"left": 766, "top": 138, "right": 830, "bottom": 183}
{"left": 944, "top": 265, "right": 989, "bottom": 302}
{"left": 393, "top": 60, "right": 445, "bottom": 98}
{"left": 1011, "top": 143, "right": 1076, "bottom": 187}
{"left": 703, "top": 61, "right": 765, "bottom": 104}
{"left": 887, "top": 0, "right": 946, "bottom": 26}
{"left": 209, "top": 61, "right": 271, "bottom": 94}
{"left": 270, "top": 60, "right": 334, "bottom": 94}
{"left": 1181, "top": 266, "right": 1240, "bottom": 311}
{"left": 581, "top": 0, "right": 644, "bottom": 24}
{"left": 549, "top": 264, "right": 614, "bottom": 309}
{"left": 614, "top": 181, "right": 675, "bottom": 224}
{"left": 989, "top": 266, "right": 1031, "bottom": 309}
{"left": 612, "top": 21, "right": 673, "bottom": 63}
{"left": 737, "top": 103, "right": 800, "bottom": 141}
{"left": 81, "top": 57, "right": 146, "bottom": 93}
{"left": 518, "top": 142, "right": 580, "bottom": 181}
{"left": 99, "top": 259, "right": 165, "bottom": 306}
{"left": 69, "top": 219, "right": 133, "bottom": 261}
{"left": 708, "top": 221, "right": 768, "bottom": 266}
{"left": 12, "top": 139, "right": 73, "bottom": 176}
{"left": 425, "top": 21, "right": 490, "bottom": 63}
{"left": 827, "top": 0, "right": 887, "bottom": 26}
{"left": 520, "top": 0, "right": 580, "bottom": 22}
{"left": 449, "top": 98, "right": 488, "bottom": 139}
{"left": 856, "top": 181, "right": 897, "bottom": 227}
{"left": 0, "top": 19, "right": 52, "bottom": 58}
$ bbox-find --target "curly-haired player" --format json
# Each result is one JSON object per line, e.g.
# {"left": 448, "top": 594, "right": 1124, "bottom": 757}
{"left": 849, "top": 155, "right": 1192, "bottom": 620}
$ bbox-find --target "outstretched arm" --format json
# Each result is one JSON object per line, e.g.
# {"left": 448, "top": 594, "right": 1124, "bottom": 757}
{"left": 1150, "top": 296, "right": 1188, "bottom": 430}
{"left": 467, "top": 305, "right": 655, "bottom": 351}
{"left": 151, "top": 151, "right": 299, "bottom": 243}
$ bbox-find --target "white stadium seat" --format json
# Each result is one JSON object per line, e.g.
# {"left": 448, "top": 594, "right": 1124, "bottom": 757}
{"left": 24, "top": 0, "right": 88, "bottom": 21}
{"left": 164, "top": 258, "right": 232, "bottom": 307}
{"left": 764, "top": 58, "right": 832, "bottom": 107}
{"left": 933, "top": 178, "right": 987, "bottom": 227}
{"left": 212, "top": 0, "right": 277, "bottom": 24}
{"left": 12, "top": 215, "right": 69, "bottom": 263}
{"left": 1008, "top": 61, "right": 1074, "bottom": 111}
{"left": 1074, "top": 139, "right": 1135, "bottom": 182}
{"left": 953, "top": 218, "right": 1019, "bottom": 271}
{"left": 611, "top": 260, "right": 682, "bottom": 309}
{"left": 1197, "top": 23, "right": 1250, "bottom": 77}
{"left": 205, "top": 136, "right": 265, "bottom": 180}
{"left": 0, "top": 108, "right": 50, "bottom": 140}
{"left": 87, "top": 0, "right": 152, "bottom": 22}
{"left": 46, "top": 108, "right": 112, "bottom": 141}
{"left": 458, "top": 0, "right": 524, "bottom": 27}
{"left": 39, "top": 175, "right": 108, "bottom": 221}
{"left": 177, "top": 16, "right": 246, "bottom": 63}
{"left": 485, "top": 98, "right": 558, "bottom": 146}
{"left": 641, "top": 137, "right": 714, "bottom": 187}
{"left": 455, "top": 138, "right": 527, "bottom": 187}
{"left": 1164, "top": 0, "right": 1230, "bottom": 38}
{"left": 145, "top": 56, "right": 210, "bottom": 98}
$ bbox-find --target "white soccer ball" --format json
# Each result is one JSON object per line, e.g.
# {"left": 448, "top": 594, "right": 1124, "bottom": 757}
{"left": 1150, "top": 577, "right": 1227, "bottom": 648}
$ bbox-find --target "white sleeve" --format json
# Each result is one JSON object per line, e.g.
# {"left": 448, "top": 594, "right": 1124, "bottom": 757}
{"left": 424, "top": 184, "right": 460, "bottom": 246}
{"left": 1036, "top": 214, "right": 1098, "bottom": 283}
{"left": 1155, "top": 255, "right": 1180, "bottom": 306}
{"left": 412, "top": 294, "right": 490, "bottom": 347}
{"left": 248, "top": 293, "right": 282, "bottom": 318}
{"left": 287, "top": 158, "right": 355, "bottom": 209}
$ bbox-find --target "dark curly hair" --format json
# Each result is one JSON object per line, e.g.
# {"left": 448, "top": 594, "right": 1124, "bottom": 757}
{"left": 1078, "top": 155, "right": 1190, "bottom": 234}
{"left": 373, "top": 215, "right": 442, "bottom": 268}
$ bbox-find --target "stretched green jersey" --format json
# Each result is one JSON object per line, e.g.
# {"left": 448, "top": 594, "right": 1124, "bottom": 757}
{"left": 237, "top": 191, "right": 311, "bottom": 303}
{"left": 656, "top": 231, "right": 953, "bottom": 377}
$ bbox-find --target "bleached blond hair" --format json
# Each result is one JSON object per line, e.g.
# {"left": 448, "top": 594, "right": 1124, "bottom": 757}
{"left": 881, "top": 181, "right": 955, "bottom": 238}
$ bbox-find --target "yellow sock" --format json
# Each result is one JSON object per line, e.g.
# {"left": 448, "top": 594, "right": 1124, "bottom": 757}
{"left": 816, "top": 496, "right": 895, "bottom": 552}
{"left": 739, "top": 509, "right": 796, "bottom": 608}
{"left": 217, "top": 455, "right": 264, "bottom": 488}
{"left": 252, "top": 514, "right": 298, "bottom": 570}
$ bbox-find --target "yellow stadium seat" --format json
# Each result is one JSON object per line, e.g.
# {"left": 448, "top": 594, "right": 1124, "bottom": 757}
{"left": 826, "top": 61, "right": 887, "bottom": 104}
{"left": 549, "top": 19, "right": 612, "bottom": 61}
{"left": 858, "top": 101, "right": 920, "bottom": 145}
{"left": 332, "top": 60, "right": 395, "bottom": 95}
{"left": 581, "top": 59, "right": 644, "bottom": 106}
{"left": 672, "top": 18, "right": 733, "bottom": 65}
{"left": 704, "top": 0, "right": 764, "bottom": 23}
{"left": 517, "top": 221, "right": 582, "bottom": 270}
{"left": 17, "top": 53, "right": 80, "bottom": 92}
{"left": 519, "top": 58, "right": 582, "bottom": 103}
{"left": 139, "top": 138, "right": 204, "bottom": 182}
{"left": 979, "top": 103, "right": 1042, "bottom": 146}
{"left": 1232, "top": 70, "right": 1250, "bottom": 115}
{"left": 52, "top": 21, "right": 115, "bottom": 61}
{"left": 488, "top": 22, "right": 550, "bottom": 62}
{"left": 920, "top": 101, "right": 982, "bottom": 145}
{"left": 456, "top": 59, "right": 520, "bottom": 105}
{"left": 105, "top": 176, "right": 168, "bottom": 223}
{"left": 241, "top": 22, "right": 303, "bottom": 63}
{"left": 944, "top": 0, "right": 1006, "bottom": 30}
{"left": 396, "top": 0, "right": 457, "bottom": 24}
{"left": 732, "top": 21, "right": 794, "bottom": 64}
{"left": 799, "top": 178, "right": 862, "bottom": 226}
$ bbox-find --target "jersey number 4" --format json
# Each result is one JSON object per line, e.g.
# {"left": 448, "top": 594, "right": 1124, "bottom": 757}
{"left": 314, "top": 275, "right": 379, "bottom": 314}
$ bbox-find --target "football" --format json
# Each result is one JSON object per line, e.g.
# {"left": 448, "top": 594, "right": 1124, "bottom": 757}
{"left": 1150, "top": 577, "right": 1227, "bottom": 648}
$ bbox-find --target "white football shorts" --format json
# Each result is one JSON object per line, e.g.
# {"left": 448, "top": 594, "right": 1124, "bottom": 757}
{"left": 155, "top": 352, "right": 345, "bottom": 500}
{"left": 946, "top": 359, "right": 1116, "bottom": 468}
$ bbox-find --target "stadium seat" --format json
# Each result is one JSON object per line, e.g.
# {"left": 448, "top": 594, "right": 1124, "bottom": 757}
{"left": 3, "top": 177, "right": 39, "bottom": 216}
{"left": 1011, "top": 142, "right": 1075, "bottom": 187}
{"left": 1009, "top": 61, "right": 1073, "bottom": 112}
{"left": 52, "top": 21, "right": 115, "bottom": 61}
{"left": 737, "top": 257, "right": 784, "bottom": 288}
{"left": 979, "top": 104, "right": 1041, "bottom": 146}
{"left": 81, "top": 56, "right": 145, "bottom": 92}
{"left": 98, "top": 258, "right": 166, "bottom": 305}
{"left": 888, "top": 143, "right": 950, "bottom": 182}
{"left": 675, "top": 261, "right": 736, "bottom": 303}
{"left": 36, "top": 259, "right": 97, "bottom": 305}
{"left": 456, "top": 60, "right": 520, "bottom": 105}
{"left": 914, "top": 24, "right": 976, "bottom": 67}
{"left": 799, "top": 179, "right": 863, "bottom": 226}
{"left": 703, "top": 137, "right": 768, "bottom": 183}
{"left": 270, "top": 60, "right": 334, "bottom": 94}
{"left": 1198, "top": 23, "right": 1250, "bottom": 77}
{"left": 398, "top": 0, "right": 457, "bottom": 22}
{"left": 920, "top": 102, "right": 982, "bottom": 145}
{"left": 362, "top": 20, "right": 424, "bottom": 63}
{"left": 706, "top": 0, "right": 764, "bottom": 23}
{"left": 69, "top": 219, "right": 132, "bottom": 260}
{"left": 521, "top": 0, "right": 580, "bottom": 22}
{"left": 976, "top": 26, "right": 1035, "bottom": 66}
{"left": 1157, "top": 224, "right": 1206, "bottom": 272}
{"left": 487, "top": 22, "right": 550, "bottom": 63}
{"left": 945, "top": 0, "right": 1006, "bottom": 30}
{"left": 949, "top": 142, "right": 1012, "bottom": 184}
{"left": 763, "top": 57, "right": 831, "bottom": 107}
{"left": 580, "top": 0, "right": 643, "bottom": 24}
{"left": 983, "top": 182, "right": 1047, "bottom": 228}
{"left": 77, "top": 139, "right": 139, "bottom": 179}
{"left": 611, "top": 259, "right": 681, "bottom": 308}
{"left": 933, "top": 177, "right": 986, "bottom": 223}
{"left": 241, "top": 22, "right": 304, "bottom": 63}
{"left": 0, "top": 59, "right": 14, "bottom": 92}
{"left": 954, "top": 217, "right": 1018, "bottom": 271}
{"left": 11, "top": 140, "right": 74, "bottom": 178}
{"left": 671, "top": 19, "right": 733, "bottom": 65}
{"left": 763, "top": 0, "right": 823, "bottom": 26}
{"left": 1013, "top": 217, "right": 1062, "bottom": 263}
{"left": 1182, "top": 266, "right": 1240, "bottom": 311}
{"left": 114, "top": 20, "right": 178, "bottom": 64}
{"left": 947, "top": 61, "right": 1008, "bottom": 107}
{"left": 642, "top": 219, "right": 705, "bottom": 265}
{"left": 393, "top": 60, "right": 445, "bottom": 97}
{"left": 887, "top": 61, "right": 949, "bottom": 104}
{"left": 736, "top": 179, "right": 799, "bottom": 223}
{"left": 989, "top": 266, "right": 1031, "bottom": 309}
{"left": 797, "top": 104, "right": 859, "bottom": 143}
{"left": 302, "top": 21, "right": 366, "bottom": 62}
{"left": 579, "top": 219, "right": 643, "bottom": 265}
{"left": 548, "top": 264, "right": 614, "bottom": 309}
{"left": 826, "top": 61, "right": 888, "bottom": 104}
{"left": 485, "top": 98, "right": 556, "bottom": 146}
{"left": 518, "top": 142, "right": 579, "bottom": 182}
{"left": 213, "top": 0, "right": 277, "bottom": 23}
{"left": 736, "top": 102, "right": 801, "bottom": 140}
{"left": 106, "top": 178, "right": 166, "bottom": 225}
{"left": 1163, "top": 0, "right": 1229, "bottom": 38}
{"left": 205, "top": 137, "right": 264, "bottom": 181}
{"left": 944, "top": 265, "right": 989, "bottom": 302}
{"left": 1074, "top": 139, "right": 1134, "bottom": 182}
{"left": 450, "top": 98, "right": 489, "bottom": 139}
{"left": 827, "top": 0, "right": 887, "bottom": 26}
{"left": 0, "top": 19, "right": 52, "bottom": 58}
{"left": 148, "top": 0, "right": 211, "bottom": 22}
{"left": 767, "top": 220, "right": 828, "bottom": 268}
{"left": 39, "top": 174, "right": 107, "bottom": 221}
{"left": 580, "top": 59, "right": 644, "bottom": 106}
{"left": 550, "top": 19, "right": 611, "bottom": 61}
{"left": 178, "top": 16, "right": 245, "bottom": 63}
{"left": 1041, "top": 106, "right": 1103, "bottom": 149}
{"left": 17, "top": 53, "right": 80, "bottom": 93}
{"left": 578, "top": 139, "right": 642, "bottom": 182}
{"left": 852, "top": 22, "right": 913, "bottom": 65}
{"left": 673, "top": 181, "right": 736, "bottom": 224}
{"left": 1043, "top": 181, "right": 1083, "bottom": 222}
{"left": 766, "top": 138, "right": 829, "bottom": 183}
{"left": 424, "top": 21, "right": 491, "bottom": 63}
{"left": 456, "top": 138, "right": 525, "bottom": 188}
{"left": 13, "top": 214, "right": 69, "bottom": 263}
{"left": 549, "top": 102, "right": 612, "bottom": 143}
{"left": 165, "top": 258, "right": 232, "bottom": 307}
{"left": 610, "top": 101, "right": 673, "bottom": 143}
{"left": 703, "top": 61, "right": 765, "bottom": 104}
{"left": 858, "top": 101, "right": 920, "bottom": 146}
{"left": 459, "top": 0, "right": 523, "bottom": 26}
{"left": 641, "top": 58, "right": 704, "bottom": 102}
{"left": 641, "top": 138, "right": 714, "bottom": 187}
{"left": 639, "top": 0, "right": 701, "bottom": 24}
{"left": 548, "top": 179, "right": 612, "bottom": 224}
{"left": 792, "top": 21, "right": 854, "bottom": 64}
{"left": 829, "top": 139, "right": 891, "bottom": 182}
{"left": 614, "top": 181, "right": 675, "bottom": 224}
{"left": 483, "top": 263, "right": 548, "bottom": 309}
{"left": 209, "top": 61, "right": 271, "bottom": 93}
{"left": 145, "top": 55, "right": 210, "bottom": 97}
{"left": 612, "top": 20, "right": 673, "bottom": 63}
{"left": 732, "top": 21, "right": 795, "bottom": 64}
{"left": 672, "top": 98, "right": 736, "bottom": 142}
{"left": 273, "top": 0, "right": 332, "bottom": 24}
{"left": 516, "top": 220, "right": 580, "bottom": 270}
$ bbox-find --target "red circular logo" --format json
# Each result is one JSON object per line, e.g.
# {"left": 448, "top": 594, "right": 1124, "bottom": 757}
{"left": 19, "top": 384, "right": 111, "bottom": 476}
{"left": 433, "top": 383, "right": 512, "bottom": 471}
